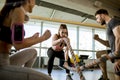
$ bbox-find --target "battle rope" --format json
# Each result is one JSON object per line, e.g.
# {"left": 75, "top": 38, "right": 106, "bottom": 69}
{"left": 63, "top": 38, "right": 85, "bottom": 80}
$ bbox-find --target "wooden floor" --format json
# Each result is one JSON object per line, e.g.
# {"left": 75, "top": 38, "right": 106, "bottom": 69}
{"left": 34, "top": 67, "right": 102, "bottom": 80}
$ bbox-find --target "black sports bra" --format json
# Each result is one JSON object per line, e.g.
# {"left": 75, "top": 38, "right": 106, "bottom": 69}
{"left": 0, "top": 25, "right": 12, "bottom": 44}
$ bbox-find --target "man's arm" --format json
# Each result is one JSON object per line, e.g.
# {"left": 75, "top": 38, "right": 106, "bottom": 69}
{"left": 94, "top": 34, "right": 110, "bottom": 47}
{"left": 113, "top": 25, "right": 120, "bottom": 56}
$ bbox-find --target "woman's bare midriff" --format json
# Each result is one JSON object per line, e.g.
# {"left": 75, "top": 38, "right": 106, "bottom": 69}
{"left": 0, "top": 41, "right": 12, "bottom": 53}
{"left": 52, "top": 46, "right": 63, "bottom": 51}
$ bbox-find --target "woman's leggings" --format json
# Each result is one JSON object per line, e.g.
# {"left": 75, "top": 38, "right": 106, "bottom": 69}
{"left": 0, "top": 48, "right": 52, "bottom": 80}
{"left": 47, "top": 47, "right": 71, "bottom": 74}
{"left": 10, "top": 48, "right": 37, "bottom": 67}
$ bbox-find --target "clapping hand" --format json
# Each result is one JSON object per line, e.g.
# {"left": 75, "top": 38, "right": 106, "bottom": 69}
{"left": 32, "top": 32, "right": 39, "bottom": 39}
{"left": 42, "top": 29, "right": 51, "bottom": 41}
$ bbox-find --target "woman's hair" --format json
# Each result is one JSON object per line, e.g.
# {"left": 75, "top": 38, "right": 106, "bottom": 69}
{"left": 0, "top": 0, "right": 27, "bottom": 25}
{"left": 57, "top": 24, "right": 68, "bottom": 37}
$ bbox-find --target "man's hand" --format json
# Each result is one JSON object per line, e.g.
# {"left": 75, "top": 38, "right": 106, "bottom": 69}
{"left": 93, "top": 34, "right": 99, "bottom": 40}
{"left": 114, "top": 60, "right": 120, "bottom": 73}
{"left": 63, "top": 62, "right": 77, "bottom": 71}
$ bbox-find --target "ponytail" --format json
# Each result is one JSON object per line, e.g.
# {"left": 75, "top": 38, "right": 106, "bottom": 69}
{"left": 0, "top": 0, "right": 27, "bottom": 26}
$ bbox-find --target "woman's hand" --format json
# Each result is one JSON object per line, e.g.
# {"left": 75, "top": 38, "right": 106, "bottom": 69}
{"left": 32, "top": 32, "right": 39, "bottom": 39}
{"left": 59, "top": 38, "right": 64, "bottom": 43}
{"left": 62, "top": 37, "right": 70, "bottom": 44}
{"left": 42, "top": 30, "right": 51, "bottom": 41}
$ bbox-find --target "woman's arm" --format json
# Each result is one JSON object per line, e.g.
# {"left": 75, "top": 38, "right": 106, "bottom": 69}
{"left": 52, "top": 34, "right": 63, "bottom": 46}
{"left": 13, "top": 30, "right": 51, "bottom": 50}
{"left": 11, "top": 7, "right": 51, "bottom": 50}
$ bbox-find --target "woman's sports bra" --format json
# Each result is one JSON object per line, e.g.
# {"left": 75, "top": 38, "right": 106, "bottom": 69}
{"left": 0, "top": 25, "right": 12, "bottom": 44}
{"left": 52, "top": 34, "right": 67, "bottom": 51}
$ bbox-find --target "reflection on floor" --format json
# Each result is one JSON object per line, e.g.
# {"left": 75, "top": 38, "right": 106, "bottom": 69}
{"left": 34, "top": 68, "right": 102, "bottom": 80}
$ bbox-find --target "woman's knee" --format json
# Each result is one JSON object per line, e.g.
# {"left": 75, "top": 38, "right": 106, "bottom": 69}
{"left": 47, "top": 50, "right": 54, "bottom": 58}
{"left": 26, "top": 48, "right": 37, "bottom": 57}
{"left": 31, "top": 49, "right": 37, "bottom": 57}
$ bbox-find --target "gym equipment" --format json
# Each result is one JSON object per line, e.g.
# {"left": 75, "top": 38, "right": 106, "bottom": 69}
{"left": 70, "top": 54, "right": 80, "bottom": 64}
{"left": 63, "top": 38, "right": 111, "bottom": 80}
{"left": 78, "top": 55, "right": 88, "bottom": 66}
{"left": 63, "top": 39, "right": 85, "bottom": 80}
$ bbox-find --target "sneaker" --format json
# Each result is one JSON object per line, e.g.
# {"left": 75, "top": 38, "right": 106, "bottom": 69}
{"left": 98, "top": 75, "right": 109, "bottom": 80}
{"left": 66, "top": 74, "right": 73, "bottom": 80}
{"left": 48, "top": 73, "right": 51, "bottom": 77}
{"left": 48, "top": 74, "right": 53, "bottom": 80}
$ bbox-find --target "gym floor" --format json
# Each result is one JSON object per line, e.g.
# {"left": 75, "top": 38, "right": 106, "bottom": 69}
{"left": 35, "top": 68, "right": 102, "bottom": 80}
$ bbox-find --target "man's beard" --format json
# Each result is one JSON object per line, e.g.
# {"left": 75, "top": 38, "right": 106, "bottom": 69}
{"left": 101, "top": 20, "right": 106, "bottom": 25}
